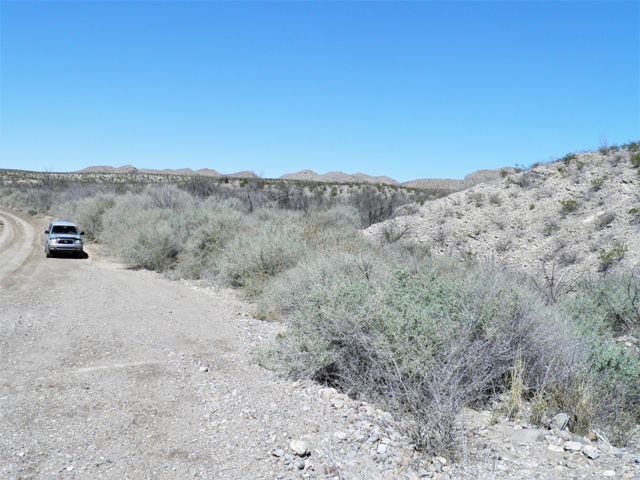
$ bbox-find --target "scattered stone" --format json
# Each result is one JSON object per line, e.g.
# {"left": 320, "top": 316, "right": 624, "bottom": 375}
{"left": 603, "top": 470, "right": 616, "bottom": 477}
{"left": 290, "top": 440, "right": 309, "bottom": 457}
{"left": 198, "top": 366, "right": 209, "bottom": 372}
{"left": 583, "top": 445, "right": 601, "bottom": 460}
{"left": 333, "top": 431, "right": 348, "bottom": 441}
{"left": 564, "top": 441, "right": 583, "bottom": 451}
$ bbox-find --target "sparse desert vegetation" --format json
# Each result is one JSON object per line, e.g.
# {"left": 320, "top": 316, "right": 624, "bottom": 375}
{"left": 1, "top": 144, "right": 639, "bottom": 459}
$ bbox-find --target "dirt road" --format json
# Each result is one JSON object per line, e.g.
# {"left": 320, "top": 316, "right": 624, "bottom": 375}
{"left": 0, "top": 207, "right": 333, "bottom": 480}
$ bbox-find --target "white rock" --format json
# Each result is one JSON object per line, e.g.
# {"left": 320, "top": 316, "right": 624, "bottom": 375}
{"left": 563, "top": 441, "right": 583, "bottom": 451}
{"left": 582, "top": 445, "right": 600, "bottom": 459}
{"left": 333, "top": 431, "right": 347, "bottom": 441}
{"left": 290, "top": 440, "right": 309, "bottom": 457}
{"left": 548, "top": 445, "right": 565, "bottom": 452}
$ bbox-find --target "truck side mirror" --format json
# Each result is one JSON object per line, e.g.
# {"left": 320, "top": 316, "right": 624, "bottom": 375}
{"left": 45, "top": 230, "right": 50, "bottom": 234}
{"left": 80, "top": 232, "right": 85, "bottom": 235}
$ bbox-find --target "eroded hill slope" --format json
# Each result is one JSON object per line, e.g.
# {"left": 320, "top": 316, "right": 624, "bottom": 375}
{"left": 366, "top": 147, "right": 640, "bottom": 277}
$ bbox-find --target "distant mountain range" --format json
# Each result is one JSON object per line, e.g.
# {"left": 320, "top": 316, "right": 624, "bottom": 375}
{"left": 74, "top": 165, "right": 517, "bottom": 190}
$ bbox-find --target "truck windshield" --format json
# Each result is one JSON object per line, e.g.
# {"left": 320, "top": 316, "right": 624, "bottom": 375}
{"left": 51, "top": 225, "right": 79, "bottom": 235}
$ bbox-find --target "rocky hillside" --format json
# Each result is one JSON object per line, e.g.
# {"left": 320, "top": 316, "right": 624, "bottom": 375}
{"left": 279, "top": 170, "right": 400, "bottom": 185}
{"left": 71, "top": 165, "right": 514, "bottom": 192}
{"left": 366, "top": 147, "right": 640, "bottom": 277}
{"left": 76, "top": 165, "right": 228, "bottom": 177}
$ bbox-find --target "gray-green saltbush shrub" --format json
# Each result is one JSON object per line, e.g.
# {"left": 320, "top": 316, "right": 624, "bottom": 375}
{"left": 563, "top": 270, "right": 640, "bottom": 442}
{"left": 262, "top": 250, "right": 388, "bottom": 318}
{"left": 218, "top": 223, "right": 305, "bottom": 297}
{"left": 101, "top": 205, "right": 183, "bottom": 271}
{"left": 52, "top": 193, "right": 117, "bottom": 241}
{"left": 264, "top": 259, "right": 582, "bottom": 455}
{"left": 173, "top": 200, "right": 248, "bottom": 279}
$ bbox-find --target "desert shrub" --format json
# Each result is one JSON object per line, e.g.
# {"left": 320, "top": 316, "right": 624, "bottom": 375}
{"left": 180, "top": 176, "right": 222, "bottom": 199}
{"left": 532, "top": 261, "right": 578, "bottom": 305}
{"left": 217, "top": 224, "right": 306, "bottom": 297}
{"left": 349, "top": 186, "right": 412, "bottom": 227}
{"left": 631, "top": 153, "right": 640, "bottom": 168}
{"left": 495, "top": 236, "right": 513, "bottom": 253}
{"left": 488, "top": 193, "right": 502, "bottom": 205}
{"left": 380, "top": 222, "right": 411, "bottom": 243}
{"left": 173, "top": 200, "right": 248, "bottom": 279}
{"left": 564, "top": 270, "right": 640, "bottom": 439}
{"left": 492, "top": 217, "right": 506, "bottom": 230}
{"left": 145, "top": 183, "right": 195, "bottom": 211}
{"left": 598, "top": 240, "right": 628, "bottom": 273}
{"left": 560, "top": 153, "right": 577, "bottom": 165}
{"left": 265, "top": 260, "right": 583, "bottom": 456}
{"left": 432, "top": 226, "right": 449, "bottom": 247}
{"left": 572, "top": 270, "right": 640, "bottom": 335}
{"left": 558, "top": 251, "right": 579, "bottom": 267}
{"left": 629, "top": 207, "right": 640, "bottom": 224}
{"left": 101, "top": 202, "right": 184, "bottom": 271}
{"left": 559, "top": 198, "right": 578, "bottom": 214}
{"left": 590, "top": 178, "right": 605, "bottom": 191}
{"left": 514, "top": 171, "right": 532, "bottom": 188}
{"left": 472, "top": 192, "right": 485, "bottom": 207}
{"left": 262, "top": 249, "right": 386, "bottom": 318}
{"left": 304, "top": 205, "right": 361, "bottom": 230}
{"left": 52, "top": 193, "right": 117, "bottom": 241}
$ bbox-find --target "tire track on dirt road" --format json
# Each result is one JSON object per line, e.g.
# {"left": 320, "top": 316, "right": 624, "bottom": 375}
{"left": 0, "top": 206, "right": 39, "bottom": 285}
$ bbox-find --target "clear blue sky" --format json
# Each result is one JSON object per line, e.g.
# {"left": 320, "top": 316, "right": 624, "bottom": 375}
{"left": 1, "top": 1, "right": 638, "bottom": 182}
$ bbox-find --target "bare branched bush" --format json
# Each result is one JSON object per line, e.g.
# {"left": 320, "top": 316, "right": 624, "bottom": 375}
{"left": 381, "top": 222, "right": 410, "bottom": 243}
{"left": 349, "top": 187, "right": 413, "bottom": 227}
{"left": 432, "top": 226, "right": 448, "bottom": 248}
{"left": 558, "top": 250, "right": 579, "bottom": 267}
{"left": 532, "top": 261, "right": 579, "bottom": 304}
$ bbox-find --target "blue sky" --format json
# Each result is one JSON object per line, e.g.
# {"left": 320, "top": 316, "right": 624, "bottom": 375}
{"left": 1, "top": 1, "right": 638, "bottom": 182}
